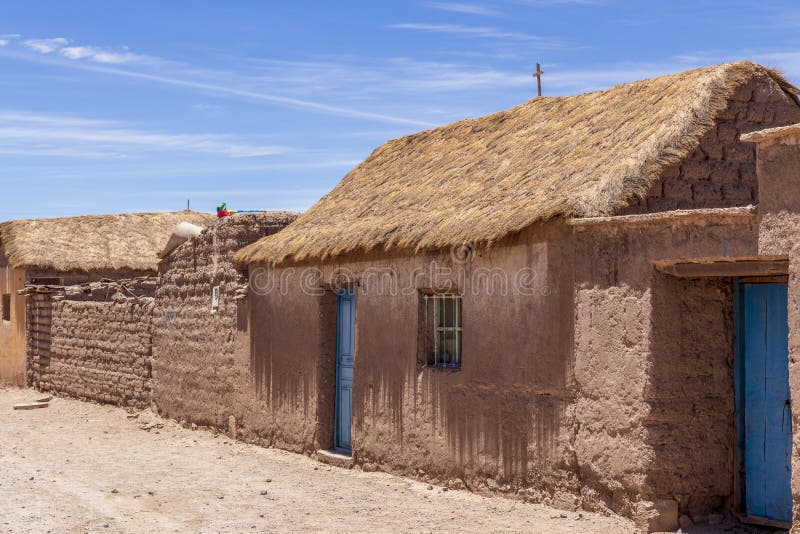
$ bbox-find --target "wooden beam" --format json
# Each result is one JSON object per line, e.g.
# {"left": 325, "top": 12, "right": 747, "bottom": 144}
{"left": 653, "top": 256, "right": 789, "bottom": 278}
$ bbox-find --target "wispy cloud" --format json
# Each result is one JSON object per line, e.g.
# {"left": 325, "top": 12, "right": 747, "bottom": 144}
{"left": 510, "top": 0, "right": 605, "bottom": 5}
{"left": 0, "top": 42, "right": 437, "bottom": 127}
{"left": 246, "top": 56, "right": 531, "bottom": 96}
{"left": 390, "top": 23, "right": 541, "bottom": 41}
{"left": 23, "top": 36, "right": 154, "bottom": 64}
{"left": 0, "top": 33, "right": 20, "bottom": 47}
{"left": 427, "top": 2, "right": 504, "bottom": 17}
{"left": 59, "top": 45, "right": 148, "bottom": 64}
{"left": 23, "top": 37, "right": 69, "bottom": 54}
{"left": 0, "top": 110, "right": 292, "bottom": 159}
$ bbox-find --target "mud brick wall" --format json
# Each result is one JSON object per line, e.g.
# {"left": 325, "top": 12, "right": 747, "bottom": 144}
{"left": 26, "top": 280, "right": 156, "bottom": 408}
{"left": 644, "top": 277, "right": 736, "bottom": 518}
{"left": 26, "top": 292, "right": 53, "bottom": 389}
{"left": 622, "top": 74, "right": 800, "bottom": 214}
{"left": 152, "top": 212, "right": 298, "bottom": 443}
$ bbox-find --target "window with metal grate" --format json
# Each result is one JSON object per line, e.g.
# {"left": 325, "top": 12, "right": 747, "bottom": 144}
{"left": 422, "top": 293, "right": 462, "bottom": 369}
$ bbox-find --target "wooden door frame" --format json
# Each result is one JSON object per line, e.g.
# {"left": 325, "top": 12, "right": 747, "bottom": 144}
{"left": 333, "top": 289, "right": 355, "bottom": 453}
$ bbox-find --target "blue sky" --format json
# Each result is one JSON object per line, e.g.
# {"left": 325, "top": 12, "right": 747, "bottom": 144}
{"left": 1, "top": 1, "right": 799, "bottom": 219}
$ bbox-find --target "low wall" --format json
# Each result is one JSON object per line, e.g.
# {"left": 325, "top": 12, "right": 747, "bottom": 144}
{"left": 26, "top": 279, "right": 156, "bottom": 408}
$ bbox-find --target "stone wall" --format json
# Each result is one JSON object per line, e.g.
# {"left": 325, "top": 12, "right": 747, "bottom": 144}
{"left": 26, "top": 279, "right": 156, "bottom": 408}
{"left": 152, "top": 212, "right": 298, "bottom": 442}
{"left": 622, "top": 74, "right": 800, "bottom": 214}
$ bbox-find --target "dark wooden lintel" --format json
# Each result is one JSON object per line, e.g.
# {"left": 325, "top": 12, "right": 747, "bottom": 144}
{"left": 653, "top": 256, "right": 789, "bottom": 278}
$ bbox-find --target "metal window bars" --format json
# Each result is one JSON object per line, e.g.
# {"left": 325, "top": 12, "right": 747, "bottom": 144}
{"left": 424, "top": 293, "right": 461, "bottom": 368}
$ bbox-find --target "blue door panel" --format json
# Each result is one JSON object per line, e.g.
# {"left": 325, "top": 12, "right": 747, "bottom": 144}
{"left": 335, "top": 291, "right": 355, "bottom": 451}
{"left": 741, "top": 282, "right": 791, "bottom": 523}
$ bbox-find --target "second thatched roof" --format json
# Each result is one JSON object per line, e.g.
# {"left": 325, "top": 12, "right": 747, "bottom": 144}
{"left": 0, "top": 211, "right": 215, "bottom": 272}
{"left": 235, "top": 61, "right": 799, "bottom": 266}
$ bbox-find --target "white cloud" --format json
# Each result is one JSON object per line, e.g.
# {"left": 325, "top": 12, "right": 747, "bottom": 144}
{"left": 0, "top": 110, "right": 293, "bottom": 159}
{"left": 59, "top": 45, "right": 147, "bottom": 64}
{"left": 390, "top": 23, "right": 541, "bottom": 41}
{"left": 19, "top": 36, "right": 153, "bottom": 64}
{"left": 0, "top": 33, "right": 21, "bottom": 46}
{"left": 427, "top": 2, "right": 504, "bottom": 17}
{"left": 23, "top": 37, "right": 69, "bottom": 54}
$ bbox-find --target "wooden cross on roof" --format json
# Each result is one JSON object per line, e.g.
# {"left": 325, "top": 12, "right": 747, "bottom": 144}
{"left": 533, "top": 62, "right": 544, "bottom": 97}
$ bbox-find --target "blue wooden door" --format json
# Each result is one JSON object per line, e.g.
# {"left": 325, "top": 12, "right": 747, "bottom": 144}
{"left": 741, "top": 282, "right": 792, "bottom": 523}
{"left": 335, "top": 290, "right": 355, "bottom": 451}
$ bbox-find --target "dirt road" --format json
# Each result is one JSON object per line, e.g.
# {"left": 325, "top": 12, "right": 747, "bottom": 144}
{"left": 0, "top": 387, "right": 636, "bottom": 533}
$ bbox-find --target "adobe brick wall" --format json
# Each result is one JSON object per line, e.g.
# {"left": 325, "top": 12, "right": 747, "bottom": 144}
{"left": 26, "top": 279, "right": 156, "bottom": 408}
{"left": 152, "top": 212, "right": 299, "bottom": 443}
{"left": 622, "top": 74, "right": 800, "bottom": 214}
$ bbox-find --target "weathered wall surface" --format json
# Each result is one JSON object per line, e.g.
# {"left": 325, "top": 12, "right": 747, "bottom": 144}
{"left": 0, "top": 246, "right": 26, "bottom": 385}
{"left": 152, "top": 212, "right": 301, "bottom": 446}
{"left": 622, "top": 74, "right": 800, "bottom": 214}
{"left": 27, "top": 280, "right": 155, "bottom": 408}
{"left": 336, "top": 225, "right": 580, "bottom": 507}
{"left": 750, "top": 131, "right": 800, "bottom": 530}
{"left": 244, "top": 211, "right": 756, "bottom": 530}
{"left": 572, "top": 214, "right": 754, "bottom": 528}
{"left": 246, "top": 225, "right": 582, "bottom": 504}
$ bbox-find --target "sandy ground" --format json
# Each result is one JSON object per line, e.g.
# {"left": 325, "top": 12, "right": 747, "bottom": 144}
{"left": 0, "top": 387, "right": 638, "bottom": 534}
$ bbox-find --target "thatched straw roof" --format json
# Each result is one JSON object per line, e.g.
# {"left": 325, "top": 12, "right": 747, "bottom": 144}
{"left": 0, "top": 211, "right": 215, "bottom": 272}
{"left": 235, "top": 61, "right": 799, "bottom": 266}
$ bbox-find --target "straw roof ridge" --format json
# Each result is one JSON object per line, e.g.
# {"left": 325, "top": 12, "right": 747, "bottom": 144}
{"left": 235, "top": 61, "right": 800, "bottom": 266}
{"left": 0, "top": 210, "right": 216, "bottom": 272}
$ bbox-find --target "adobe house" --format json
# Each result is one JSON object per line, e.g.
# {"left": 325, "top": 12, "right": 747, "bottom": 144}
{"left": 232, "top": 61, "right": 800, "bottom": 531}
{"left": 0, "top": 210, "right": 214, "bottom": 386}
{"left": 151, "top": 211, "right": 298, "bottom": 440}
